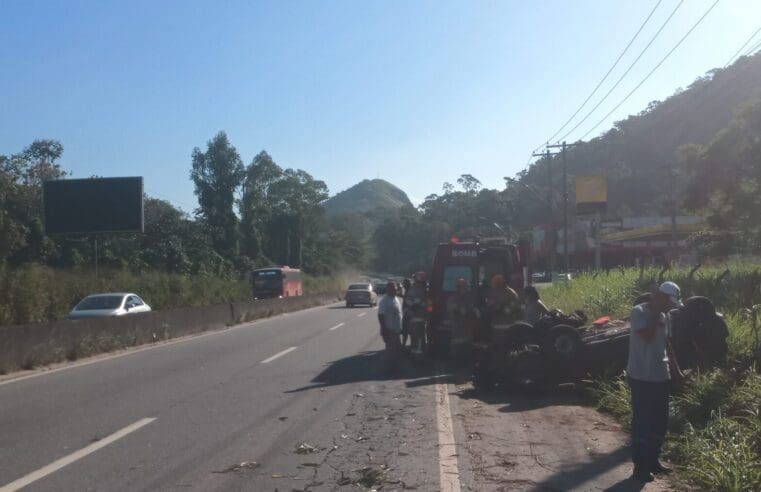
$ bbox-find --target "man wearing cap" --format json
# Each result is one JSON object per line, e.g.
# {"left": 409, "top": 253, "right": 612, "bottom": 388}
{"left": 627, "top": 281, "right": 684, "bottom": 482}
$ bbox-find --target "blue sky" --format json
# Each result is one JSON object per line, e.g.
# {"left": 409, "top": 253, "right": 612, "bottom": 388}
{"left": 2, "top": 0, "right": 760, "bottom": 210}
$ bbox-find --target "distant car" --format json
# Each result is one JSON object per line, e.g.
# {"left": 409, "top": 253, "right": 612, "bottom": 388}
{"left": 345, "top": 283, "right": 377, "bottom": 307}
{"left": 531, "top": 271, "right": 550, "bottom": 282}
{"left": 373, "top": 281, "right": 388, "bottom": 296}
{"left": 68, "top": 293, "right": 152, "bottom": 319}
{"left": 553, "top": 272, "right": 572, "bottom": 282}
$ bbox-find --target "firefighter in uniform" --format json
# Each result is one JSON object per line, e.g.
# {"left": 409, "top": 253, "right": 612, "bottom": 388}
{"left": 404, "top": 272, "right": 429, "bottom": 354}
{"left": 446, "top": 278, "right": 478, "bottom": 354}
{"left": 483, "top": 274, "right": 523, "bottom": 335}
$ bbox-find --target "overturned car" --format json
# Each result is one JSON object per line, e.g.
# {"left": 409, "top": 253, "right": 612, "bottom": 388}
{"left": 472, "top": 296, "right": 729, "bottom": 391}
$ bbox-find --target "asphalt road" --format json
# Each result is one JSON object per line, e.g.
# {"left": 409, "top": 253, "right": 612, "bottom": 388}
{"left": 0, "top": 303, "right": 447, "bottom": 491}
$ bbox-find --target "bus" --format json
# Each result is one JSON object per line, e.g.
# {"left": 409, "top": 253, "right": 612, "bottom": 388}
{"left": 251, "top": 266, "right": 303, "bottom": 299}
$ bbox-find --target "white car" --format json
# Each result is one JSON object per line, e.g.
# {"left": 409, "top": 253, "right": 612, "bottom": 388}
{"left": 67, "top": 293, "right": 152, "bottom": 319}
{"left": 345, "top": 283, "right": 378, "bottom": 307}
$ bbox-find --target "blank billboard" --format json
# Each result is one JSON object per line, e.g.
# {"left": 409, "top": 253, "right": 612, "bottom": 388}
{"left": 43, "top": 177, "right": 144, "bottom": 234}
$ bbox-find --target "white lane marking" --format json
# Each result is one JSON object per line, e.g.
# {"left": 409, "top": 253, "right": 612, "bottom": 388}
{"left": 357, "top": 312, "right": 367, "bottom": 318}
{"left": 0, "top": 417, "right": 156, "bottom": 492}
{"left": 261, "top": 347, "right": 297, "bottom": 364}
{"left": 436, "top": 382, "right": 462, "bottom": 492}
{"left": 328, "top": 322, "right": 345, "bottom": 331}
{"left": 0, "top": 302, "right": 343, "bottom": 388}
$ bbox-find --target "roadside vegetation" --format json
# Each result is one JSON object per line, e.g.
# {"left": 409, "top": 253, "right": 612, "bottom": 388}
{"left": 542, "top": 264, "right": 761, "bottom": 491}
{"left": 0, "top": 263, "right": 346, "bottom": 325}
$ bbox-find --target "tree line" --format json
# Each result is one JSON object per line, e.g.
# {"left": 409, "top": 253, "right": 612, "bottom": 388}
{"left": 3, "top": 60, "right": 759, "bottom": 279}
{"left": 0, "top": 132, "right": 367, "bottom": 278}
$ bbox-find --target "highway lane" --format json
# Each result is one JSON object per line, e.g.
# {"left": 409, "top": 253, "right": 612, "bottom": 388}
{"left": 0, "top": 303, "right": 443, "bottom": 491}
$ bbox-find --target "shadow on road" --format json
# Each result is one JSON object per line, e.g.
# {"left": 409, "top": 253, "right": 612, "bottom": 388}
{"left": 527, "top": 446, "right": 635, "bottom": 492}
{"left": 455, "top": 384, "right": 593, "bottom": 413}
{"left": 285, "top": 350, "right": 442, "bottom": 393}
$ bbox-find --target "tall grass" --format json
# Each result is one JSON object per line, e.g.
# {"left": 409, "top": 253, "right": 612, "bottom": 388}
{"left": 0, "top": 263, "right": 346, "bottom": 325}
{"left": 549, "top": 263, "right": 761, "bottom": 491}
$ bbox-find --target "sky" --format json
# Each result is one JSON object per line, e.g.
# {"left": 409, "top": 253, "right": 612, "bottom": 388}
{"left": 2, "top": 0, "right": 760, "bottom": 210}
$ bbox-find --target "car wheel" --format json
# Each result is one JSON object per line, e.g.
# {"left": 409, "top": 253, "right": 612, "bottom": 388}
{"left": 542, "top": 324, "right": 583, "bottom": 362}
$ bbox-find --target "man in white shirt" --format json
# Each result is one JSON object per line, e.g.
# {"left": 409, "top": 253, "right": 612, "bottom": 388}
{"left": 627, "top": 281, "right": 683, "bottom": 482}
{"left": 378, "top": 281, "right": 403, "bottom": 368}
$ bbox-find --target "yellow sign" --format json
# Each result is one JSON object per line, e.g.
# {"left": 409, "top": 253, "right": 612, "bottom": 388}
{"left": 575, "top": 176, "right": 607, "bottom": 204}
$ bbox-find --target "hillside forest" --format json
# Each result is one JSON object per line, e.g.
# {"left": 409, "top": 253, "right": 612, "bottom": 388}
{"left": 2, "top": 52, "right": 761, "bottom": 282}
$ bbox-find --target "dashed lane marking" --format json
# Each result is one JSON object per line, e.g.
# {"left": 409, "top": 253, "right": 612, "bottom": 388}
{"left": 436, "top": 380, "right": 462, "bottom": 492}
{"left": 357, "top": 312, "right": 367, "bottom": 318}
{"left": 328, "top": 322, "right": 345, "bottom": 331}
{"left": 261, "top": 347, "right": 297, "bottom": 364}
{"left": 0, "top": 417, "right": 156, "bottom": 492}
{"left": 0, "top": 302, "right": 342, "bottom": 388}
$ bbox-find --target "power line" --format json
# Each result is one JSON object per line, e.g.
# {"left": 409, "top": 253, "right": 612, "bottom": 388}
{"left": 724, "top": 25, "right": 761, "bottom": 67}
{"left": 542, "top": 0, "right": 663, "bottom": 146}
{"left": 556, "top": 0, "right": 686, "bottom": 143}
{"left": 742, "top": 37, "right": 761, "bottom": 58}
{"left": 578, "top": 0, "right": 721, "bottom": 141}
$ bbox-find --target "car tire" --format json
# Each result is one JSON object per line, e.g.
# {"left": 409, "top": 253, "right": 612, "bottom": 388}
{"left": 541, "top": 324, "right": 583, "bottom": 362}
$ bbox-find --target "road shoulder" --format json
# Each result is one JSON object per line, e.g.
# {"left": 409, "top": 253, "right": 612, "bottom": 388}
{"left": 451, "top": 382, "right": 671, "bottom": 491}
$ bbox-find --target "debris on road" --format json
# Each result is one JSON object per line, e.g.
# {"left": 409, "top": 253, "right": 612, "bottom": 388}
{"left": 294, "top": 442, "right": 319, "bottom": 454}
{"left": 212, "top": 461, "right": 260, "bottom": 473}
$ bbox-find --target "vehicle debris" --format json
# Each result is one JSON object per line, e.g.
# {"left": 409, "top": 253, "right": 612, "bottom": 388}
{"left": 212, "top": 461, "right": 259, "bottom": 473}
{"left": 294, "top": 442, "right": 319, "bottom": 454}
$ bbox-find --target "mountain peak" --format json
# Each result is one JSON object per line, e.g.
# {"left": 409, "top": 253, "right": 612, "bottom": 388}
{"left": 323, "top": 179, "right": 412, "bottom": 216}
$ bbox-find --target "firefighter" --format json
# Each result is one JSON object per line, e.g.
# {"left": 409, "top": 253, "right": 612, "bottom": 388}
{"left": 485, "top": 274, "right": 523, "bottom": 326}
{"left": 401, "top": 278, "right": 412, "bottom": 346}
{"left": 446, "top": 278, "right": 477, "bottom": 350}
{"left": 404, "top": 271, "right": 429, "bottom": 354}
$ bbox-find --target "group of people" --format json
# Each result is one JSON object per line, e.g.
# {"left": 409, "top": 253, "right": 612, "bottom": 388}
{"left": 378, "top": 270, "right": 685, "bottom": 483}
{"left": 377, "top": 272, "right": 551, "bottom": 363}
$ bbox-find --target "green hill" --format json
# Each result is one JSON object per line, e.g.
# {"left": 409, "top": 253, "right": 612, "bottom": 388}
{"left": 323, "top": 179, "right": 413, "bottom": 216}
{"left": 521, "top": 51, "right": 761, "bottom": 218}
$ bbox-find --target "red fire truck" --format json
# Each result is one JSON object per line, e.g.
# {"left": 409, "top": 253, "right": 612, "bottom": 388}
{"left": 428, "top": 237, "right": 530, "bottom": 353}
{"left": 252, "top": 266, "right": 303, "bottom": 299}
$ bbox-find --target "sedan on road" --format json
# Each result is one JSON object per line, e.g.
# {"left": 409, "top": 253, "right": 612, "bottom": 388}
{"left": 345, "top": 283, "right": 377, "bottom": 307}
{"left": 68, "top": 292, "right": 152, "bottom": 319}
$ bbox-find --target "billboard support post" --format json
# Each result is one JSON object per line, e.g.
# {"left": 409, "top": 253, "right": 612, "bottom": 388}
{"left": 94, "top": 236, "right": 99, "bottom": 280}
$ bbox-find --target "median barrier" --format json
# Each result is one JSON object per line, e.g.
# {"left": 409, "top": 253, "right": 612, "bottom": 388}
{"left": 0, "top": 293, "right": 342, "bottom": 375}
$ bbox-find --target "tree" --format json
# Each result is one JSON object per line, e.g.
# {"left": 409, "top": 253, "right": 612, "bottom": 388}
{"left": 682, "top": 96, "right": 761, "bottom": 253}
{"left": 190, "top": 132, "right": 244, "bottom": 258}
{"left": 239, "top": 151, "right": 284, "bottom": 263}
{"left": 267, "top": 169, "right": 329, "bottom": 268}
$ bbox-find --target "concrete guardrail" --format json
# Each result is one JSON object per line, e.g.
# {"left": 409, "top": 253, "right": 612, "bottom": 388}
{"left": 0, "top": 293, "right": 342, "bottom": 375}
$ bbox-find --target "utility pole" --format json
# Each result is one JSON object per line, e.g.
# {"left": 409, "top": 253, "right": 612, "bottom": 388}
{"left": 530, "top": 148, "right": 558, "bottom": 274}
{"left": 547, "top": 141, "right": 577, "bottom": 273}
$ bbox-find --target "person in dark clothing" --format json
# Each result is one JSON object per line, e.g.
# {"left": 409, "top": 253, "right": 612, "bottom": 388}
{"left": 627, "top": 281, "right": 683, "bottom": 482}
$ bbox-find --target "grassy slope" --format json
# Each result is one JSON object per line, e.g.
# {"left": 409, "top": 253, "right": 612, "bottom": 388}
{"left": 540, "top": 264, "right": 760, "bottom": 491}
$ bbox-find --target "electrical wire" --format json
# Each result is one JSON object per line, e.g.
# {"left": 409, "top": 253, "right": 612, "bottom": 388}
{"left": 724, "top": 25, "right": 761, "bottom": 67}
{"left": 578, "top": 0, "right": 721, "bottom": 141}
{"left": 556, "top": 0, "right": 686, "bottom": 144}
{"left": 543, "top": 0, "right": 663, "bottom": 146}
{"left": 742, "top": 36, "right": 761, "bottom": 58}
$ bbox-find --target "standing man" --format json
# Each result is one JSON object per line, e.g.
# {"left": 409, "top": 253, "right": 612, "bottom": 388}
{"left": 627, "top": 281, "right": 683, "bottom": 482}
{"left": 378, "top": 281, "right": 403, "bottom": 370}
